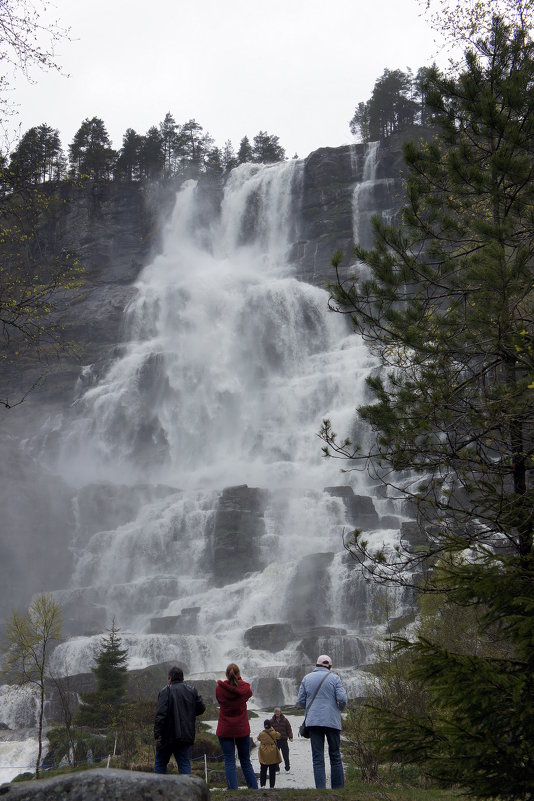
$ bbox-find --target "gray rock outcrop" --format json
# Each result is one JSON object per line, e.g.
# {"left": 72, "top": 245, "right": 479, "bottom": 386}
{"left": 286, "top": 552, "right": 335, "bottom": 627}
{"left": 325, "top": 486, "right": 379, "bottom": 530}
{"left": 244, "top": 623, "right": 295, "bottom": 651}
{"left": 297, "top": 632, "right": 367, "bottom": 667}
{"left": 207, "top": 485, "right": 269, "bottom": 583}
{"left": 0, "top": 769, "right": 209, "bottom": 801}
{"left": 400, "top": 521, "right": 428, "bottom": 551}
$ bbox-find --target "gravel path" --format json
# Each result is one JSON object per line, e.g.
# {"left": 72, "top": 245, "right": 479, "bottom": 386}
{"left": 205, "top": 713, "right": 333, "bottom": 791}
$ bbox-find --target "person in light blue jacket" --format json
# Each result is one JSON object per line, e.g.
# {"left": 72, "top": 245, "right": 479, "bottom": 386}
{"left": 297, "top": 654, "right": 347, "bottom": 789}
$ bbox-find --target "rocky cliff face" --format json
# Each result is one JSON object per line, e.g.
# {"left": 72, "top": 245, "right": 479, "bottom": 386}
{"left": 32, "top": 137, "right": 405, "bottom": 397}
{"left": 15, "top": 138, "right": 406, "bottom": 405}
{"left": 293, "top": 139, "right": 405, "bottom": 285}
{"left": 12, "top": 182, "right": 175, "bottom": 404}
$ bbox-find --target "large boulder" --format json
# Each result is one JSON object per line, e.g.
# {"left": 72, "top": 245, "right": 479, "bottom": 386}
{"left": 250, "top": 676, "right": 287, "bottom": 708}
{"left": 297, "top": 633, "right": 367, "bottom": 668}
{"left": 324, "top": 486, "right": 379, "bottom": 530}
{"left": 286, "top": 552, "right": 335, "bottom": 627}
{"left": 400, "top": 521, "right": 428, "bottom": 551}
{"left": 149, "top": 606, "right": 200, "bottom": 635}
{"left": 207, "top": 485, "right": 268, "bottom": 584}
{"left": 244, "top": 623, "right": 294, "bottom": 652}
{"left": 293, "top": 145, "right": 358, "bottom": 285}
{"left": 0, "top": 769, "right": 209, "bottom": 800}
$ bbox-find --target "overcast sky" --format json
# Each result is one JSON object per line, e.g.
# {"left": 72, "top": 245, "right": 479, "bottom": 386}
{"left": 12, "top": 0, "right": 446, "bottom": 160}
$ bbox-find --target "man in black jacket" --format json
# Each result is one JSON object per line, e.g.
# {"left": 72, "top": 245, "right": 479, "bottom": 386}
{"left": 154, "top": 665, "right": 206, "bottom": 774}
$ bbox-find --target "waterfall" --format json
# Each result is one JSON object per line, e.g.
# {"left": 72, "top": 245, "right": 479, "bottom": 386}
{"left": 352, "top": 141, "right": 396, "bottom": 249}
{"left": 57, "top": 161, "right": 373, "bottom": 491}
{"left": 29, "top": 157, "right": 410, "bottom": 705}
{"left": 0, "top": 737, "right": 41, "bottom": 784}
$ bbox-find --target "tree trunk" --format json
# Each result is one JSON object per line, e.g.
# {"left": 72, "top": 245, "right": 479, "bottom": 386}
{"left": 506, "top": 361, "right": 532, "bottom": 561}
{"left": 36, "top": 682, "right": 44, "bottom": 779}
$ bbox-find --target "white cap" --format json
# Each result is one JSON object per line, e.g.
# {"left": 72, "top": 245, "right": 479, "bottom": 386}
{"left": 316, "top": 654, "right": 332, "bottom": 668}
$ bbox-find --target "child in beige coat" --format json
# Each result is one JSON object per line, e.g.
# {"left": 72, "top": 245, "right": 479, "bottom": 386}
{"left": 257, "top": 719, "right": 282, "bottom": 787}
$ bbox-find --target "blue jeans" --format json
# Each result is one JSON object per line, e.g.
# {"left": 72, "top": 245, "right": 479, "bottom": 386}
{"left": 154, "top": 740, "right": 191, "bottom": 774}
{"left": 218, "top": 736, "right": 258, "bottom": 789}
{"left": 308, "top": 726, "right": 344, "bottom": 789}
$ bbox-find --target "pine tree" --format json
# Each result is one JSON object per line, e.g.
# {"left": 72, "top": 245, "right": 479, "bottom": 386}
{"left": 159, "top": 112, "right": 179, "bottom": 177}
{"left": 350, "top": 69, "right": 420, "bottom": 142}
{"left": 9, "top": 124, "right": 64, "bottom": 183}
{"left": 68, "top": 117, "right": 116, "bottom": 180}
{"left": 205, "top": 145, "right": 223, "bottom": 174}
{"left": 76, "top": 620, "right": 129, "bottom": 729}
{"left": 349, "top": 100, "right": 371, "bottom": 143}
{"left": 251, "top": 130, "right": 285, "bottom": 163}
{"left": 179, "top": 118, "right": 206, "bottom": 168}
{"left": 115, "top": 128, "right": 143, "bottom": 181}
{"left": 139, "top": 126, "right": 164, "bottom": 180}
{"left": 322, "top": 11, "right": 534, "bottom": 798}
{"left": 237, "top": 135, "right": 253, "bottom": 164}
{"left": 222, "top": 139, "right": 238, "bottom": 172}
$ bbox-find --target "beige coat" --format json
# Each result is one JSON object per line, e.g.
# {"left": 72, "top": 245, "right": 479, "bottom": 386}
{"left": 257, "top": 727, "right": 282, "bottom": 765}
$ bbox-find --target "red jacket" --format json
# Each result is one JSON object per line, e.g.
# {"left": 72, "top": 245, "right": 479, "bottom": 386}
{"left": 215, "top": 678, "right": 253, "bottom": 738}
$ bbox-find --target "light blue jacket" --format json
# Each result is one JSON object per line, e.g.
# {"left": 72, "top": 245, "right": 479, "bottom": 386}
{"left": 297, "top": 667, "right": 348, "bottom": 730}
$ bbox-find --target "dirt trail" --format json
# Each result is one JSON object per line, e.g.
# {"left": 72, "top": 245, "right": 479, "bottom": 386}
{"left": 205, "top": 712, "right": 341, "bottom": 793}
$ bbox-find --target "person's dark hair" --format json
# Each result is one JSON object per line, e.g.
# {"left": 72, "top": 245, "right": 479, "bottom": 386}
{"left": 264, "top": 719, "right": 271, "bottom": 728}
{"left": 226, "top": 662, "right": 241, "bottom": 686}
{"left": 168, "top": 666, "right": 184, "bottom": 682}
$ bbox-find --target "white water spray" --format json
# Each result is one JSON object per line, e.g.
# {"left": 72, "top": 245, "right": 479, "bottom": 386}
{"left": 58, "top": 160, "right": 374, "bottom": 491}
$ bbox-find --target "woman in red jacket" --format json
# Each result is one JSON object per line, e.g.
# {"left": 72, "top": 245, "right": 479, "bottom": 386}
{"left": 216, "top": 663, "right": 258, "bottom": 789}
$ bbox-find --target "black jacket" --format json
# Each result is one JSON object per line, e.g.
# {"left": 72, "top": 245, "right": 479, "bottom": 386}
{"left": 154, "top": 680, "right": 206, "bottom": 746}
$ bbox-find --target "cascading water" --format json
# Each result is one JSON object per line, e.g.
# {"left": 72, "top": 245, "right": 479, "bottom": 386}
{"left": 58, "top": 162, "right": 368, "bottom": 489}
{"left": 4, "top": 156, "right": 412, "bottom": 715}
{"left": 0, "top": 687, "right": 41, "bottom": 783}
{"left": 352, "top": 141, "right": 397, "bottom": 250}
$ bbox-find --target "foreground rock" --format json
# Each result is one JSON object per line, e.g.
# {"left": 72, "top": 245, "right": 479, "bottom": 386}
{"left": 0, "top": 769, "right": 209, "bottom": 801}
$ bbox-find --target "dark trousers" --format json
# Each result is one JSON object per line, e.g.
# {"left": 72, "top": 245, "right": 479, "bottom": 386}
{"left": 277, "top": 737, "right": 290, "bottom": 769}
{"left": 154, "top": 740, "right": 191, "bottom": 774}
{"left": 308, "top": 726, "right": 344, "bottom": 789}
{"left": 260, "top": 763, "right": 278, "bottom": 788}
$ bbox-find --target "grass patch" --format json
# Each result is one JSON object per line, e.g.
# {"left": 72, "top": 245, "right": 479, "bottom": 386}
{"left": 343, "top": 764, "right": 461, "bottom": 801}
